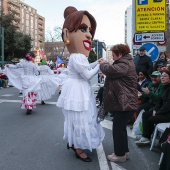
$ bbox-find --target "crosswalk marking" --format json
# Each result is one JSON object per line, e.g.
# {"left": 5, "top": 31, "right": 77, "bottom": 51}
{"left": 0, "top": 94, "right": 14, "bottom": 97}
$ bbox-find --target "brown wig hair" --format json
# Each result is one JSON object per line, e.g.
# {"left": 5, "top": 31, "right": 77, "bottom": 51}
{"left": 62, "top": 6, "right": 96, "bottom": 41}
{"left": 111, "top": 44, "right": 131, "bottom": 57}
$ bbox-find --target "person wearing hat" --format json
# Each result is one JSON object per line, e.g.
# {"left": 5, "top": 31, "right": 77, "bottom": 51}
{"left": 137, "top": 71, "right": 163, "bottom": 117}
{"left": 134, "top": 46, "right": 153, "bottom": 77}
{"left": 154, "top": 63, "right": 166, "bottom": 73}
{"left": 136, "top": 66, "right": 170, "bottom": 146}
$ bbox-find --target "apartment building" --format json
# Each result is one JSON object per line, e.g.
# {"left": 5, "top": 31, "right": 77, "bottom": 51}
{"left": 1, "top": 0, "right": 45, "bottom": 49}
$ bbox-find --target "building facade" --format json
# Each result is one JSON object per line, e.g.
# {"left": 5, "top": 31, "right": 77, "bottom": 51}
{"left": 93, "top": 39, "right": 106, "bottom": 59}
{"left": 44, "top": 41, "right": 69, "bottom": 61}
{"left": 1, "top": 0, "right": 45, "bottom": 49}
{"left": 125, "top": 5, "right": 132, "bottom": 53}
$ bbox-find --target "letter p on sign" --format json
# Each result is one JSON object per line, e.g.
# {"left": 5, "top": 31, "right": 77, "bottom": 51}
{"left": 138, "top": 0, "right": 148, "bottom": 5}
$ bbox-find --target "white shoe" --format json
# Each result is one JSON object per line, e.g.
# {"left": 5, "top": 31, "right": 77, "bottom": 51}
{"left": 112, "top": 152, "right": 129, "bottom": 160}
{"left": 107, "top": 154, "right": 126, "bottom": 162}
{"left": 135, "top": 137, "right": 150, "bottom": 146}
{"left": 135, "top": 135, "right": 142, "bottom": 141}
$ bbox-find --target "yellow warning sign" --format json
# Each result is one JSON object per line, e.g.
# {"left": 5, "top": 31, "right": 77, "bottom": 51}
{"left": 135, "top": 0, "right": 166, "bottom": 32}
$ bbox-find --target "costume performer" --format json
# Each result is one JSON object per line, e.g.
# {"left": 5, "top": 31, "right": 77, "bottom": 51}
{"left": 6, "top": 54, "right": 61, "bottom": 115}
{"left": 37, "top": 59, "right": 61, "bottom": 104}
{"left": 56, "top": 6, "right": 105, "bottom": 162}
{"left": 6, "top": 54, "right": 40, "bottom": 115}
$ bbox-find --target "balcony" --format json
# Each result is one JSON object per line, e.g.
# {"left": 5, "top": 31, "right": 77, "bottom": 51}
{"left": 8, "top": 6, "right": 20, "bottom": 15}
{"left": 8, "top": 0, "right": 20, "bottom": 8}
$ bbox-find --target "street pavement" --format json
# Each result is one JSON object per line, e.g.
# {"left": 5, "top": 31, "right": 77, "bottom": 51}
{"left": 0, "top": 77, "right": 161, "bottom": 170}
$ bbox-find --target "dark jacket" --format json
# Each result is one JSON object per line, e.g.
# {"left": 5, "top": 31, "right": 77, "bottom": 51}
{"left": 137, "top": 78, "right": 151, "bottom": 92}
{"left": 154, "top": 83, "right": 170, "bottom": 115}
{"left": 153, "top": 58, "right": 168, "bottom": 71}
{"left": 134, "top": 54, "right": 153, "bottom": 76}
{"left": 100, "top": 54, "right": 138, "bottom": 112}
{"left": 141, "top": 82, "right": 163, "bottom": 104}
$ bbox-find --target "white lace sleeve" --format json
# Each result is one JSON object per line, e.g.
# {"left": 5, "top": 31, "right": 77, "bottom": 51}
{"left": 71, "top": 54, "right": 99, "bottom": 80}
{"left": 81, "top": 64, "right": 99, "bottom": 80}
{"left": 89, "top": 61, "right": 98, "bottom": 69}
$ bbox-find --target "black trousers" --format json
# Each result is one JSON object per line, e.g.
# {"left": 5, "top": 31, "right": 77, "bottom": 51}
{"left": 96, "top": 87, "right": 104, "bottom": 106}
{"left": 138, "top": 102, "right": 154, "bottom": 115}
{"left": 142, "top": 110, "right": 170, "bottom": 139}
{"left": 112, "top": 111, "right": 134, "bottom": 156}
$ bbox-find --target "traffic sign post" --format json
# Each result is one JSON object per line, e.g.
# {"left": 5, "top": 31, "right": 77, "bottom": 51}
{"left": 134, "top": 32, "right": 165, "bottom": 42}
{"left": 142, "top": 43, "right": 159, "bottom": 62}
{"left": 135, "top": 0, "right": 166, "bottom": 32}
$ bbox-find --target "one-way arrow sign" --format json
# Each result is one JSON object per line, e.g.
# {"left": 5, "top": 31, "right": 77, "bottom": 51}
{"left": 134, "top": 32, "right": 165, "bottom": 43}
{"left": 143, "top": 35, "right": 150, "bottom": 39}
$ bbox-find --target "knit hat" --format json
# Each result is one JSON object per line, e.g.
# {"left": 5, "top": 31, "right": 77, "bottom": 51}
{"left": 139, "top": 46, "right": 146, "bottom": 51}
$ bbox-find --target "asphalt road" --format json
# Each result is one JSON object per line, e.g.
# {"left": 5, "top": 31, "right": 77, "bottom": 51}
{"left": 0, "top": 77, "right": 161, "bottom": 170}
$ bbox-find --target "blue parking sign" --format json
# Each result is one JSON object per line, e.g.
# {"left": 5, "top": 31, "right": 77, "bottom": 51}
{"left": 138, "top": 0, "right": 148, "bottom": 5}
{"left": 142, "top": 43, "right": 159, "bottom": 62}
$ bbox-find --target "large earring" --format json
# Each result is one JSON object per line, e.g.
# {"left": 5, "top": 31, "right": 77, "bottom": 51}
{"left": 65, "top": 39, "right": 70, "bottom": 45}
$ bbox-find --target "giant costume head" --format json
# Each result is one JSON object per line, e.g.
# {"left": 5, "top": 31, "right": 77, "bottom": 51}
{"left": 62, "top": 6, "right": 96, "bottom": 57}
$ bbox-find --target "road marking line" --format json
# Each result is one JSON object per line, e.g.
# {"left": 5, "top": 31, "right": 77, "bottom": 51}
{"left": 0, "top": 99, "right": 56, "bottom": 104}
{"left": 96, "top": 144, "right": 110, "bottom": 170}
{"left": 1, "top": 94, "right": 14, "bottom": 97}
{"left": 110, "top": 162, "right": 126, "bottom": 170}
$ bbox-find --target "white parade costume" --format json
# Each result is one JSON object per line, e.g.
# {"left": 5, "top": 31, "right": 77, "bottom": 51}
{"left": 57, "top": 54, "right": 105, "bottom": 151}
{"left": 6, "top": 60, "right": 61, "bottom": 110}
{"left": 37, "top": 65, "right": 61, "bottom": 101}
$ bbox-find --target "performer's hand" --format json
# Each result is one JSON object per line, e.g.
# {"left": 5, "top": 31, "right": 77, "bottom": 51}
{"left": 6, "top": 64, "right": 9, "bottom": 67}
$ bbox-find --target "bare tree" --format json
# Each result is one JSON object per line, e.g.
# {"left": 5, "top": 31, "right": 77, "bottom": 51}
{"left": 45, "top": 26, "right": 62, "bottom": 42}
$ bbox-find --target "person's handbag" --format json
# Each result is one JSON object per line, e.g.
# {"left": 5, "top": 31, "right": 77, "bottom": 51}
{"left": 132, "top": 109, "right": 145, "bottom": 135}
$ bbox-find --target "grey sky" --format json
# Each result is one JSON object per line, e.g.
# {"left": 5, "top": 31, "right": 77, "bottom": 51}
{"left": 24, "top": 0, "right": 132, "bottom": 46}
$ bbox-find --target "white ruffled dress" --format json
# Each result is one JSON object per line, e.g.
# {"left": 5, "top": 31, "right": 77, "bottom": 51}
{"left": 57, "top": 53, "right": 105, "bottom": 151}
{"left": 37, "top": 65, "right": 61, "bottom": 101}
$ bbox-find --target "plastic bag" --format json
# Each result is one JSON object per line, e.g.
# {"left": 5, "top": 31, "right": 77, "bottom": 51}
{"left": 132, "top": 109, "right": 145, "bottom": 135}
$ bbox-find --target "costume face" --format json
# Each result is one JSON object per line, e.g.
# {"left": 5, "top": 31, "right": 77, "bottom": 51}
{"left": 64, "top": 15, "right": 92, "bottom": 56}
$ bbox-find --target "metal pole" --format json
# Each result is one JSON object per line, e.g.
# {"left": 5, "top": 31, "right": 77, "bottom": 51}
{"left": 1, "top": 27, "right": 4, "bottom": 69}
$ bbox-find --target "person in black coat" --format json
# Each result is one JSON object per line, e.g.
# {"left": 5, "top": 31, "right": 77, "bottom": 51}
{"left": 134, "top": 46, "right": 153, "bottom": 77}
